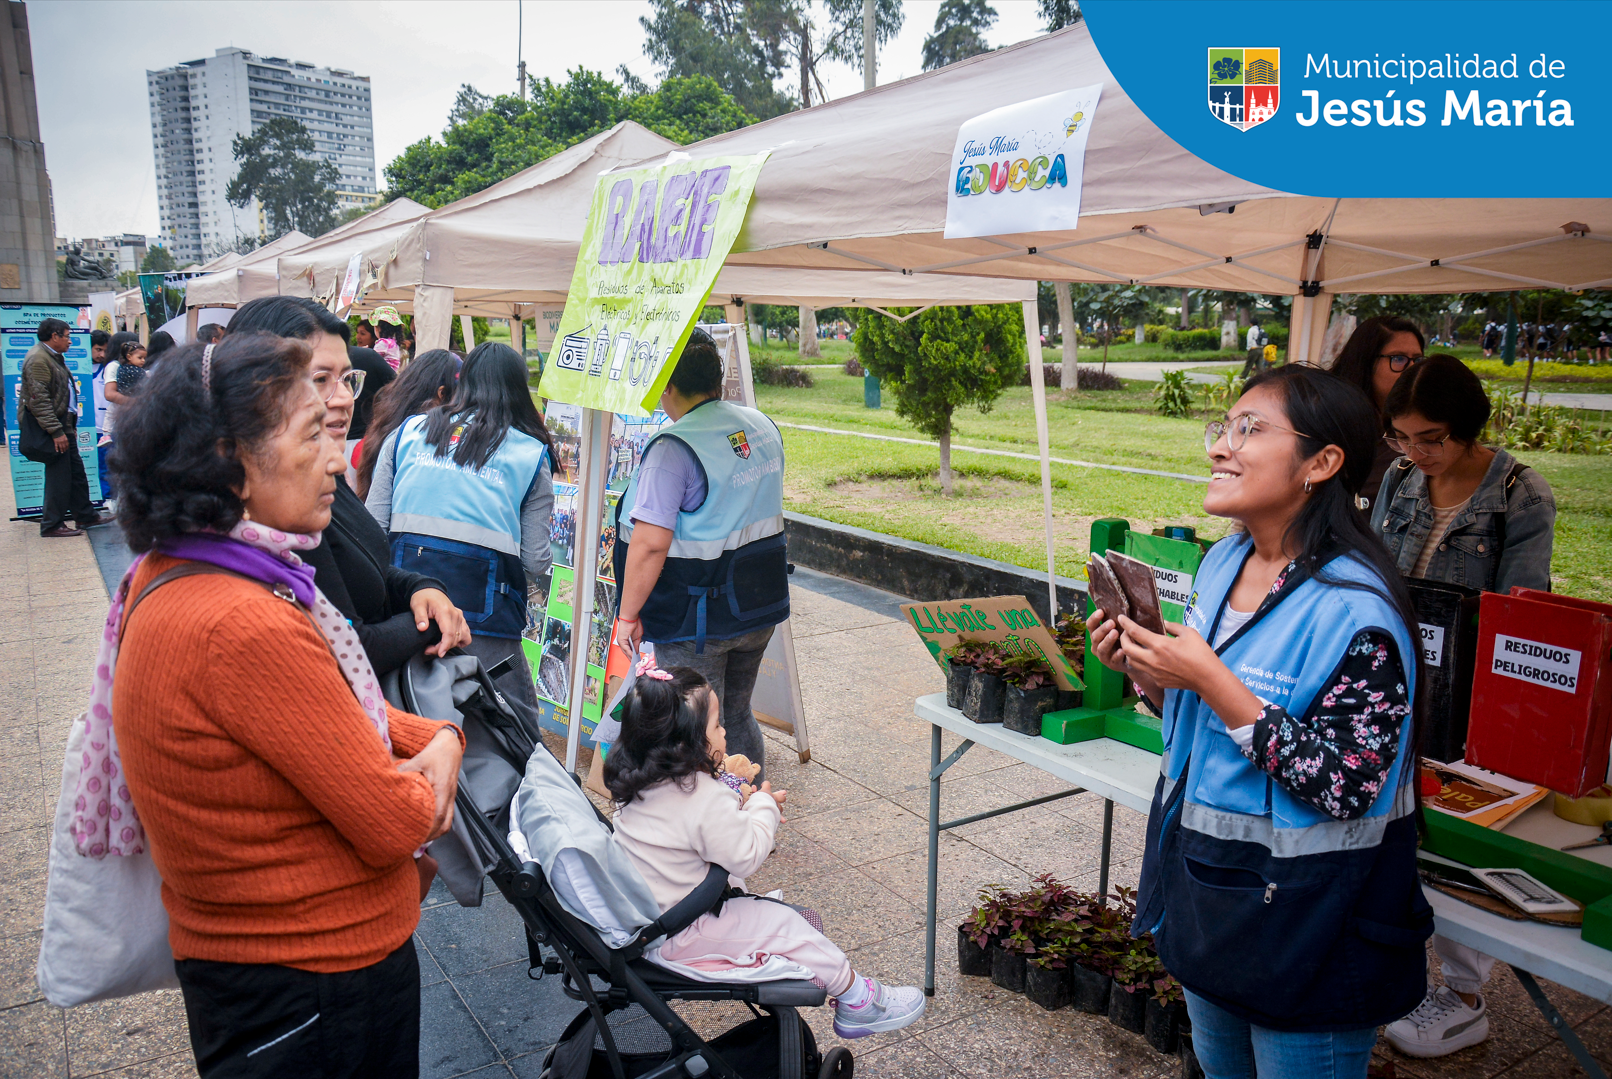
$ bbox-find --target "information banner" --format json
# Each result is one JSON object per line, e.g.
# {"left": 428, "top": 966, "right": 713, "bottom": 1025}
{"left": 538, "top": 152, "right": 769, "bottom": 416}
{"left": 138, "top": 270, "right": 206, "bottom": 329}
{"left": 944, "top": 85, "right": 1103, "bottom": 240}
{"left": 2, "top": 304, "right": 100, "bottom": 517}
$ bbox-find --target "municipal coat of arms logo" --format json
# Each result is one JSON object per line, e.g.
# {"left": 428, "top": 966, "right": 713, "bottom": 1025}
{"left": 728, "top": 430, "right": 751, "bottom": 459}
{"left": 1208, "top": 48, "right": 1279, "bottom": 131}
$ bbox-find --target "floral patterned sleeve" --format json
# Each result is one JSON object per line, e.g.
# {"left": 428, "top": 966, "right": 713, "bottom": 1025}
{"left": 1243, "top": 630, "right": 1411, "bottom": 821}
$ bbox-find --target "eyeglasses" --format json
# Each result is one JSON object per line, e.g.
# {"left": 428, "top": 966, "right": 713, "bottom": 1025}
{"left": 1383, "top": 433, "right": 1450, "bottom": 457}
{"left": 1205, "top": 412, "right": 1313, "bottom": 454}
{"left": 312, "top": 369, "right": 365, "bottom": 401}
{"left": 1380, "top": 352, "right": 1423, "bottom": 373}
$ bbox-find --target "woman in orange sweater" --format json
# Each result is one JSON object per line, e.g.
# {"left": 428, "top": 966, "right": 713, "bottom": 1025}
{"left": 105, "top": 332, "right": 464, "bottom": 1078}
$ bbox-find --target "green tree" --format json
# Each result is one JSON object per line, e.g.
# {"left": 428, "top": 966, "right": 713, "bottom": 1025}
{"left": 225, "top": 117, "right": 339, "bottom": 237}
{"left": 384, "top": 70, "right": 754, "bottom": 207}
{"left": 1071, "top": 284, "right": 1149, "bottom": 370}
{"left": 639, "top": 0, "right": 795, "bottom": 119}
{"left": 1036, "top": 0, "right": 1082, "bottom": 31}
{"left": 923, "top": 0, "right": 997, "bottom": 71}
{"left": 139, "top": 245, "right": 178, "bottom": 273}
{"left": 853, "top": 304, "right": 1025, "bottom": 495}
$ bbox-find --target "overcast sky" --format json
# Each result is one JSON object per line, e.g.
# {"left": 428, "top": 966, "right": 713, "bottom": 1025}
{"left": 31, "top": 0, "right": 1049, "bottom": 240}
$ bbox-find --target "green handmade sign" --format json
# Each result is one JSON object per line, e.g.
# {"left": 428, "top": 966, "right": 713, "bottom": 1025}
{"left": 901, "top": 595, "right": 1083, "bottom": 691}
{"left": 538, "top": 152, "right": 770, "bottom": 416}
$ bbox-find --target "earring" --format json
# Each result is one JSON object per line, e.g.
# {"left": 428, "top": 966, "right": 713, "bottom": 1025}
{"left": 241, "top": 507, "right": 251, "bottom": 521}
{"left": 1303, "top": 477, "right": 1313, "bottom": 493}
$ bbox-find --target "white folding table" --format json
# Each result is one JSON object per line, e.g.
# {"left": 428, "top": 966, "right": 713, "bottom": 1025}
{"left": 915, "top": 692, "right": 1612, "bottom": 1078}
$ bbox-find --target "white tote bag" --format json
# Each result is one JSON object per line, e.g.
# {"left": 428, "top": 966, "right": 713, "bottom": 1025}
{"left": 36, "top": 715, "right": 178, "bottom": 1007}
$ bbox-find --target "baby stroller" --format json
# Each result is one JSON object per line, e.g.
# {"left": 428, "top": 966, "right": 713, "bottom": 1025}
{"left": 386, "top": 652, "right": 853, "bottom": 1079}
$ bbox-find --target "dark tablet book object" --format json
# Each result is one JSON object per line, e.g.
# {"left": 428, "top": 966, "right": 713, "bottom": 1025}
{"left": 1106, "top": 551, "right": 1166, "bottom": 635}
{"left": 1086, "top": 554, "right": 1130, "bottom": 625}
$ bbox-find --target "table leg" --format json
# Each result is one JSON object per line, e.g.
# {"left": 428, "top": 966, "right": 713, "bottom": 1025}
{"left": 925, "top": 724, "right": 942, "bottom": 997}
{"left": 1098, "top": 798, "right": 1114, "bottom": 900}
{"left": 1511, "top": 965, "right": 1610, "bottom": 1079}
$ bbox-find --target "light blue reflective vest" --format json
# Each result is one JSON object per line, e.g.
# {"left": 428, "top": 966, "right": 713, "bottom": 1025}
{"left": 614, "top": 398, "right": 788, "bottom": 650}
{"left": 389, "top": 414, "right": 549, "bottom": 638}
{"left": 1137, "top": 533, "right": 1430, "bottom": 1030}
{"left": 1163, "top": 533, "right": 1418, "bottom": 845}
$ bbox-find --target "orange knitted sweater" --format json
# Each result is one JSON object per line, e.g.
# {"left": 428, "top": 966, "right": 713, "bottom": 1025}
{"left": 113, "top": 553, "right": 460, "bottom": 972}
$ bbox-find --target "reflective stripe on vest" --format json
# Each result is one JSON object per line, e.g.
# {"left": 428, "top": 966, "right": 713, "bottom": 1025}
{"left": 390, "top": 414, "right": 548, "bottom": 555}
{"left": 1163, "top": 534, "right": 1418, "bottom": 855}
{"left": 617, "top": 399, "right": 785, "bottom": 556}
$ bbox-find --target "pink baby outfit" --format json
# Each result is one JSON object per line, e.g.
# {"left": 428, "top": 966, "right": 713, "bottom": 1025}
{"left": 613, "top": 771, "right": 853, "bottom": 993}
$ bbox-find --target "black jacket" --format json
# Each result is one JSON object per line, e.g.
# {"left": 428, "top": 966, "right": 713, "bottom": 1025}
{"left": 305, "top": 476, "right": 444, "bottom": 676}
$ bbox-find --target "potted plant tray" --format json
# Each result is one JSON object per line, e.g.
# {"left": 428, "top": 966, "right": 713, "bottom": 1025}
{"left": 989, "top": 942, "right": 1027, "bottom": 993}
{"left": 1145, "top": 994, "right": 1187, "bottom": 1054}
{"left": 1068, "top": 961, "right": 1112, "bottom": 1014}
{"left": 957, "top": 925, "right": 991, "bottom": 977}
{"left": 1024, "top": 962, "right": 1070, "bottom": 1010}
{"left": 1108, "top": 983, "right": 1150, "bottom": 1034}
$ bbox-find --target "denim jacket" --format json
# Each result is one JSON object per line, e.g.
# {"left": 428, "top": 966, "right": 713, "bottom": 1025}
{"left": 1369, "top": 447, "right": 1555, "bottom": 593}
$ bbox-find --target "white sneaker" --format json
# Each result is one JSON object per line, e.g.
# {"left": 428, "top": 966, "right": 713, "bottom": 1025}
{"left": 1384, "top": 986, "right": 1489, "bottom": 1058}
{"left": 832, "top": 979, "right": 926, "bottom": 1039}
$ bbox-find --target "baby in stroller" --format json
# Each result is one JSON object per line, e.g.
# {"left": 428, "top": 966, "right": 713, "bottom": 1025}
{"left": 608, "top": 663, "right": 927, "bottom": 1040}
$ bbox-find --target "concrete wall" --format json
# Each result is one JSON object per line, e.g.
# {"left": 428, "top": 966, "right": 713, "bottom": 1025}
{"left": 0, "top": 2, "right": 58, "bottom": 302}
{"left": 784, "top": 512, "right": 1086, "bottom": 625}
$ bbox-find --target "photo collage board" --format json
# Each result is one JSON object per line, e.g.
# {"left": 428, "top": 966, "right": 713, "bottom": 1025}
{"left": 524, "top": 401, "right": 672, "bottom": 746}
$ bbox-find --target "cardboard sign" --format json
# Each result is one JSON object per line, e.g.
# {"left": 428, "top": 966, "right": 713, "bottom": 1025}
{"left": 901, "top": 595, "right": 1083, "bottom": 691}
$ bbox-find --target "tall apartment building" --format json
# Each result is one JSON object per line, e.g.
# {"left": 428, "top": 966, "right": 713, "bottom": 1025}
{"left": 147, "top": 47, "right": 376, "bottom": 264}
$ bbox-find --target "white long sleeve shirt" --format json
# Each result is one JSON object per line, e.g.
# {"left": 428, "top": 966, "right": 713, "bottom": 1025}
{"left": 611, "top": 771, "right": 781, "bottom": 912}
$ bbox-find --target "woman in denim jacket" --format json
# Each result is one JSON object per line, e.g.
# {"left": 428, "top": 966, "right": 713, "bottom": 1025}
{"left": 1371, "top": 355, "right": 1554, "bottom": 1060}
{"left": 1370, "top": 356, "right": 1554, "bottom": 595}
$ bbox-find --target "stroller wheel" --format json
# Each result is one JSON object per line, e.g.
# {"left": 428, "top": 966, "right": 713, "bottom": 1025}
{"left": 819, "top": 1046, "right": 854, "bottom": 1078}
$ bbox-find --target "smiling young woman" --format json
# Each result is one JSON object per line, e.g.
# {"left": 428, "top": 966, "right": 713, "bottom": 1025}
{"left": 1087, "top": 365, "right": 1429, "bottom": 1079}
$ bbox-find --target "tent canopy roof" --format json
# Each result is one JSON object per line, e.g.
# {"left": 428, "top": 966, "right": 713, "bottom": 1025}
{"left": 654, "top": 24, "right": 1610, "bottom": 296}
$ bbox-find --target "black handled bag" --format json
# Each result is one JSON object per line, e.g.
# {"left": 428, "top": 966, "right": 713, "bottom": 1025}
{"left": 17, "top": 408, "right": 63, "bottom": 463}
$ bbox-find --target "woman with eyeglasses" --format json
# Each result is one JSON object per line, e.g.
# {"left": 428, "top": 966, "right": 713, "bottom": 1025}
{"left": 1328, "top": 316, "right": 1426, "bottom": 516}
{"left": 1090, "top": 365, "right": 1429, "bottom": 1078}
{"left": 1372, "top": 354, "right": 1554, "bottom": 596}
{"left": 1372, "top": 356, "right": 1555, "bottom": 1060}
{"left": 228, "top": 297, "right": 471, "bottom": 679}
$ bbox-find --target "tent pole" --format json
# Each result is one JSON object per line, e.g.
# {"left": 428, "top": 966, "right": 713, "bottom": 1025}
{"left": 564, "top": 407, "right": 611, "bottom": 774}
{"left": 459, "top": 314, "right": 476, "bottom": 350}
{"left": 1022, "top": 300, "right": 1058, "bottom": 622}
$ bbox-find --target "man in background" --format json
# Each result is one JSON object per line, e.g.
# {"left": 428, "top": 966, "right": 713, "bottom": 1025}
{"left": 21, "top": 318, "right": 99, "bottom": 537}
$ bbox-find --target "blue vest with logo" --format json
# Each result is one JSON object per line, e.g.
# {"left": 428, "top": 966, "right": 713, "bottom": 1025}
{"left": 1135, "top": 533, "right": 1431, "bottom": 1031}
{"left": 614, "top": 398, "right": 788, "bottom": 650}
{"left": 388, "top": 414, "right": 549, "bottom": 639}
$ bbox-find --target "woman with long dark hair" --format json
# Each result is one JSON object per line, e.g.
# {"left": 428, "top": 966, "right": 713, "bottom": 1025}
{"left": 1329, "top": 315, "right": 1426, "bottom": 515}
{"left": 1090, "top": 365, "right": 1428, "bottom": 1078}
{"left": 354, "top": 349, "right": 461, "bottom": 500}
{"left": 228, "top": 296, "right": 469, "bottom": 678}
{"left": 366, "top": 341, "right": 554, "bottom": 723}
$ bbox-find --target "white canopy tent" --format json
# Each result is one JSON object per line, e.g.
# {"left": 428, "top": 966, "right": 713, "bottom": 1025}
{"left": 657, "top": 22, "right": 1611, "bottom": 368}
{"left": 182, "top": 230, "right": 315, "bottom": 308}
{"left": 275, "top": 122, "right": 1037, "bottom": 352}
{"left": 617, "top": 20, "right": 1611, "bottom": 617}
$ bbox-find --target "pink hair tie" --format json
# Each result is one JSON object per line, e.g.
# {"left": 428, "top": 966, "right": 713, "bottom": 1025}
{"left": 636, "top": 657, "right": 672, "bottom": 682}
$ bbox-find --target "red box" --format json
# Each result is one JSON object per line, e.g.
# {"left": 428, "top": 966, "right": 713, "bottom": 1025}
{"left": 1467, "top": 589, "right": 1612, "bottom": 798}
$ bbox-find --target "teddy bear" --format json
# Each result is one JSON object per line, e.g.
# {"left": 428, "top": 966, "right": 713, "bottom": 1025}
{"left": 717, "top": 753, "right": 761, "bottom": 796}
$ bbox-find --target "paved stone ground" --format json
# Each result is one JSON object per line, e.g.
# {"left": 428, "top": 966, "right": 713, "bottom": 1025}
{"left": 4, "top": 466, "right": 1612, "bottom": 1078}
